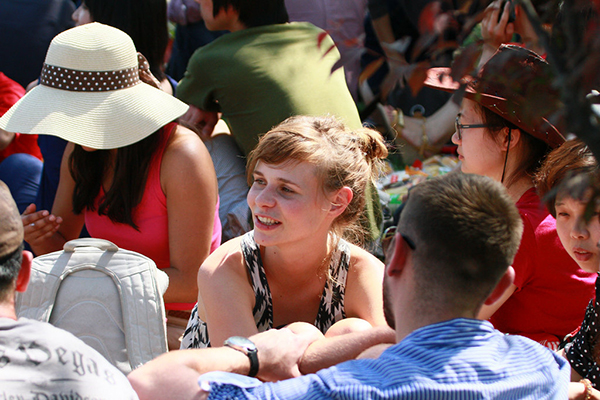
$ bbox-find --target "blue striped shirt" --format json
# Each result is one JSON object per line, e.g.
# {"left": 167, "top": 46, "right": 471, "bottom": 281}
{"left": 200, "top": 319, "right": 569, "bottom": 399}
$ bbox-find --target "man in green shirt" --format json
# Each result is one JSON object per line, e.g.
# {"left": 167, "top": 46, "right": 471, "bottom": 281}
{"left": 177, "top": 0, "right": 362, "bottom": 156}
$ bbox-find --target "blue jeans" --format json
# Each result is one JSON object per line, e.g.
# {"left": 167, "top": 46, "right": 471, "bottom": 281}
{"left": 0, "top": 153, "right": 43, "bottom": 213}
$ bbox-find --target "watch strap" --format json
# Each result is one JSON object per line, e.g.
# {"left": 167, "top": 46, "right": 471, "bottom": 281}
{"left": 224, "top": 336, "right": 259, "bottom": 377}
{"left": 247, "top": 347, "right": 259, "bottom": 377}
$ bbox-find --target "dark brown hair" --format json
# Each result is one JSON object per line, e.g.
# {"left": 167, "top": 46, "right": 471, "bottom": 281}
{"left": 212, "top": 0, "right": 288, "bottom": 28}
{"left": 535, "top": 138, "right": 599, "bottom": 217}
{"left": 70, "top": 127, "right": 164, "bottom": 230}
{"left": 85, "top": 0, "right": 169, "bottom": 81}
{"left": 474, "top": 102, "right": 550, "bottom": 189}
{"left": 0, "top": 243, "right": 23, "bottom": 302}
{"left": 401, "top": 172, "right": 523, "bottom": 314}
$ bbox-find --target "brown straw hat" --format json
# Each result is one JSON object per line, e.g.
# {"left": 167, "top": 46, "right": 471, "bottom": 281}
{"left": 424, "top": 44, "right": 565, "bottom": 148}
{"left": 0, "top": 23, "right": 189, "bottom": 149}
{"left": 0, "top": 181, "right": 23, "bottom": 258}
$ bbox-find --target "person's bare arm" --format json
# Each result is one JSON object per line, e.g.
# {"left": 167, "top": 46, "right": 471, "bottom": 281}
{"left": 556, "top": 348, "right": 600, "bottom": 399}
{"left": 0, "top": 128, "right": 15, "bottom": 151}
{"left": 128, "top": 346, "right": 254, "bottom": 400}
{"left": 179, "top": 105, "right": 220, "bottom": 141}
{"left": 397, "top": 100, "right": 459, "bottom": 153}
{"left": 196, "top": 237, "right": 261, "bottom": 346}
{"left": 128, "top": 325, "right": 322, "bottom": 400}
{"left": 22, "top": 142, "right": 83, "bottom": 255}
{"left": 479, "top": 0, "right": 515, "bottom": 68}
{"left": 344, "top": 246, "right": 387, "bottom": 326}
{"left": 160, "top": 125, "right": 219, "bottom": 303}
{"left": 299, "top": 325, "right": 396, "bottom": 374}
{"left": 357, "top": 343, "right": 394, "bottom": 359}
{"left": 568, "top": 381, "right": 600, "bottom": 399}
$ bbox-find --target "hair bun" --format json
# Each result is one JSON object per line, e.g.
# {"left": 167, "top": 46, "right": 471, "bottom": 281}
{"left": 356, "top": 128, "right": 388, "bottom": 161}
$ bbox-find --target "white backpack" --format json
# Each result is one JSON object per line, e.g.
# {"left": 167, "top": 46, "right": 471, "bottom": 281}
{"left": 15, "top": 238, "right": 169, "bottom": 374}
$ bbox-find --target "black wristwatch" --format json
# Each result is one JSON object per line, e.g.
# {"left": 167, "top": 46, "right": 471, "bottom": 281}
{"left": 224, "top": 336, "right": 259, "bottom": 377}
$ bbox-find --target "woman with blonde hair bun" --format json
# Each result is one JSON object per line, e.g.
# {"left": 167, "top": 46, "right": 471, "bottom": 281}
{"left": 181, "top": 115, "right": 391, "bottom": 372}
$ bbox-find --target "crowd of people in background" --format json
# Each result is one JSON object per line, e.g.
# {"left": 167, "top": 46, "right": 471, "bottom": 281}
{"left": 0, "top": 0, "right": 600, "bottom": 399}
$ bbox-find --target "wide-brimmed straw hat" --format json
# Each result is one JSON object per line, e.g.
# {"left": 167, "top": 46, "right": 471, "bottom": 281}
{"left": 0, "top": 23, "right": 189, "bottom": 149}
{"left": 424, "top": 44, "right": 565, "bottom": 148}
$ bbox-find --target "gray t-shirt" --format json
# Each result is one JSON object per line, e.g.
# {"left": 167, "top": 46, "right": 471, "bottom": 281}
{"left": 0, "top": 317, "right": 138, "bottom": 399}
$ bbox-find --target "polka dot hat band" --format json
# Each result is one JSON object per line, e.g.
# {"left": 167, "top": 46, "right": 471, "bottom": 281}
{"left": 40, "top": 64, "right": 139, "bottom": 92}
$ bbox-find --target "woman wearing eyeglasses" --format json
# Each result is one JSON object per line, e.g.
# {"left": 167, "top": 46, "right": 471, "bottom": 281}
{"left": 425, "top": 44, "right": 596, "bottom": 349}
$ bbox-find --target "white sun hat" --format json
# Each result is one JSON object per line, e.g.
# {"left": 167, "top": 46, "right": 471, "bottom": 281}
{"left": 0, "top": 22, "right": 189, "bottom": 149}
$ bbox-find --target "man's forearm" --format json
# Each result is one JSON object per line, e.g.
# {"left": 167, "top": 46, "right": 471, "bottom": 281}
{"left": 128, "top": 348, "right": 250, "bottom": 400}
{"left": 371, "top": 14, "right": 397, "bottom": 61}
{"left": 299, "top": 326, "right": 396, "bottom": 374}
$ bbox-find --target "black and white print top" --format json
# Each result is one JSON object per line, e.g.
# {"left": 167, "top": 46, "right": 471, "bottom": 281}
{"left": 180, "top": 230, "right": 351, "bottom": 349}
{"left": 565, "top": 273, "right": 600, "bottom": 387}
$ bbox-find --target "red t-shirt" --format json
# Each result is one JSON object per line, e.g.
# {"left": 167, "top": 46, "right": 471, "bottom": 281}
{"left": 489, "top": 188, "right": 596, "bottom": 349}
{"left": 0, "top": 72, "right": 42, "bottom": 162}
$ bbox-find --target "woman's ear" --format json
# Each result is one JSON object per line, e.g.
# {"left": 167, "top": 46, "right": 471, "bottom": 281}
{"left": 328, "top": 186, "right": 353, "bottom": 218}
{"left": 501, "top": 127, "right": 521, "bottom": 151}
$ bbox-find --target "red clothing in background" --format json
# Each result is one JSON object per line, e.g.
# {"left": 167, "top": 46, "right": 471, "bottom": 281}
{"left": 0, "top": 72, "right": 42, "bottom": 162}
{"left": 489, "top": 188, "right": 596, "bottom": 349}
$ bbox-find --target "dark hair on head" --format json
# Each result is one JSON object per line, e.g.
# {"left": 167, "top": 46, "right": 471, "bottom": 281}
{"left": 473, "top": 102, "right": 550, "bottom": 188}
{"left": 535, "top": 139, "right": 599, "bottom": 217}
{"left": 400, "top": 172, "right": 523, "bottom": 314}
{"left": 246, "top": 115, "right": 388, "bottom": 245}
{"left": 212, "top": 0, "right": 289, "bottom": 28}
{"left": 84, "top": 0, "right": 169, "bottom": 81}
{"left": 0, "top": 243, "right": 24, "bottom": 302}
{"left": 70, "top": 127, "right": 165, "bottom": 230}
{"left": 552, "top": 3, "right": 600, "bottom": 90}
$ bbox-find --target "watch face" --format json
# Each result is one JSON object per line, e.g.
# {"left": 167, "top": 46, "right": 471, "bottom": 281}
{"left": 225, "top": 336, "right": 257, "bottom": 351}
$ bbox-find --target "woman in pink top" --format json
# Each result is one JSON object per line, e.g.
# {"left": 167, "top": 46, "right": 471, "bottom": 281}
{"left": 0, "top": 23, "right": 221, "bottom": 347}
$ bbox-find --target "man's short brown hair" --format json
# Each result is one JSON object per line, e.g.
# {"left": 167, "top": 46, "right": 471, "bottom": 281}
{"left": 399, "top": 172, "right": 523, "bottom": 312}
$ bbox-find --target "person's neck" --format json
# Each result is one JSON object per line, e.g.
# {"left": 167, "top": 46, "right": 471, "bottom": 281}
{"left": 0, "top": 300, "right": 17, "bottom": 320}
{"left": 394, "top": 307, "right": 479, "bottom": 343}
{"left": 505, "top": 176, "right": 534, "bottom": 203}
{"left": 261, "top": 233, "right": 331, "bottom": 286}
{"left": 228, "top": 19, "right": 247, "bottom": 32}
{"left": 392, "top": 274, "right": 481, "bottom": 343}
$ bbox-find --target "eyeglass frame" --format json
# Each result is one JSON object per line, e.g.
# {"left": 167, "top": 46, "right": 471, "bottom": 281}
{"left": 381, "top": 226, "right": 416, "bottom": 260}
{"left": 455, "top": 116, "right": 500, "bottom": 141}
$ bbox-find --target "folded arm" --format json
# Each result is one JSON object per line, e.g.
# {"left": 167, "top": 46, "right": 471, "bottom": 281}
{"left": 128, "top": 324, "right": 322, "bottom": 400}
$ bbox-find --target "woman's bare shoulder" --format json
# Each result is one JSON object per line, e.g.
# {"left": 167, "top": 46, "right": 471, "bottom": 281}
{"left": 160, "top": 124, "right": 216, "bottom": 189}
{"left": 165, "top": 124, "right": 207, "bottom": 155}
{"left": 347, "top": 243, "right": 385, "bottom": 271}
{"left": 199, "top": 236, "right": 247, "bottom": 278}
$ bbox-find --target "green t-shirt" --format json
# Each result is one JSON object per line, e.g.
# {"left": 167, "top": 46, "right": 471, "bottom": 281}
{"left": 177, "top": 22, "right": 361, "bottom": 156}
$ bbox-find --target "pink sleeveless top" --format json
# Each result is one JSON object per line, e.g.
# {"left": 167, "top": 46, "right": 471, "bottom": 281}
{"left": 85, "top": 122, "right": 222, "bottom": 310}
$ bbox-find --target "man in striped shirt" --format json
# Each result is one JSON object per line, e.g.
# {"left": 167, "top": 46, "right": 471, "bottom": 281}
{"left": 129, "top": 172, "right": 570, "bottom": 400}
